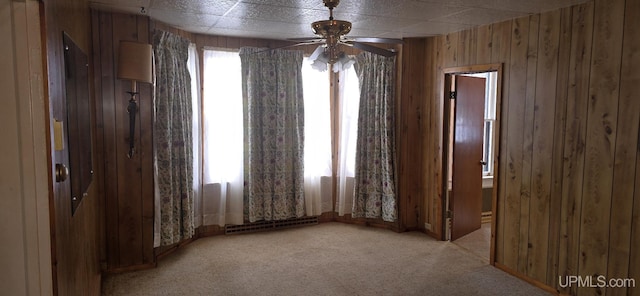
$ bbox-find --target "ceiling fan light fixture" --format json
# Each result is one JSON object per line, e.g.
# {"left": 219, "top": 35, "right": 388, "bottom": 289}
{"left": 311, "top": 20, "right": 352, "bottom": 39}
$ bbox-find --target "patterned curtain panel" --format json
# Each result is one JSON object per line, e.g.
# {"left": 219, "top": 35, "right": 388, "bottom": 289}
{"left": 153, "top": 30, "right": 194, "bottom": 246}
{"left": 353, "top": 52, "right": 398, "bottom": 222}
{"left": 239, "top": 47, "right": 305, "bottom": 222}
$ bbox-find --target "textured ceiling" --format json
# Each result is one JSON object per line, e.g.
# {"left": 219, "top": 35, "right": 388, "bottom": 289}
{"left": 89, "top": 0, "right": 589, "bottom": 40}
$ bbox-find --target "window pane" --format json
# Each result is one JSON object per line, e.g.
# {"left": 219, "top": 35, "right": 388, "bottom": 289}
{"left": 302, "top": 57, "right": 332, "bottom": 177}
{"left": 202, "top": 50, "right": 243, "bottom": 184}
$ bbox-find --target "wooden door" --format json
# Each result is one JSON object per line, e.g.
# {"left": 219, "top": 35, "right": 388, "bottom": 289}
{"left": 450, "top": 75, "right": 486, "bottom": 241}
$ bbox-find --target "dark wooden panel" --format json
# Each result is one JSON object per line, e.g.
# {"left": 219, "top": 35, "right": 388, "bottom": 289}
{"left": 399, "top": 38, "right": 426, "bottom": 230}
{"left": 557, "top": 3, "right": 593, "bottom": 294}
{"left": 138, "top": 15, "right": 155, "bottom": 266}
{"left": 606, "top": 0, "right": 640, "bottom": 294}
{"left": 578, "top": 0, "right": 625, "bottom": 294}
{"left": 96, "top": 10, "right": 120, "bottom": 268}
{"left": 91, "top": 8, "right": 107, "bottom": 265}
{"left": 431, "top": 36, "right": 445, "bottom": 239}
{"left": 423, "top": 38, "right": 434, "bottom": 232}
{"left": 624, "top": 0, "right": 640, "bottom": 291}
{"left": 44, "top": 0, "right": 102, "bottom": 294}
{"left": 112, "top": 13, "right": 145, "bottom": 268}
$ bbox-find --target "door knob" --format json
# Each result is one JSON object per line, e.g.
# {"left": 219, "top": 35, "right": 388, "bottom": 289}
{"left": 55, "top": 163, "right": 69, "bottom": 182}
{"left": 480, "top": 160, "right": 487, "bottom": 166}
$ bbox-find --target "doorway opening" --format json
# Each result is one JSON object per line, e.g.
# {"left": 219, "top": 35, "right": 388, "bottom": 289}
{"left": 441, "top": 64, "right": 502, "bottom": 264}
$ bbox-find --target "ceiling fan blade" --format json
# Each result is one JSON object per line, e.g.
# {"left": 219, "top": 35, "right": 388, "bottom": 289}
{"left": 254, "top": 42, "right": 321, "bottom": 54}
{"left": 346, "top": 37, "right": 403, "bottom": 44}
{"left": 347, "top": 41, "right": 397, "bottom": 57}
{"left": 287, "top": 37, "right": 324, "bottom": 42}
{"left": 309, "top": 45, "right": 326, "bottom": 60}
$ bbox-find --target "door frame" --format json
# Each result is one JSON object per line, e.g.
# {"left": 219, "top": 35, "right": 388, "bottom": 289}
{"left": 441, "top": 63, "right": 503, "bottom": 265}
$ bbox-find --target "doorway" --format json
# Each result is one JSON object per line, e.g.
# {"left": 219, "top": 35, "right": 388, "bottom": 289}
{"left": 442, "top": 64, "right": 502, "bottom": 264}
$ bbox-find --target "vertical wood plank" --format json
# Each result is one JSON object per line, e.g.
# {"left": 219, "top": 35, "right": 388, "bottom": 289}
{"left": 399, "top": 38, "right": 426, "bottom": 230}
{"left": 547, "top": 7, "right": 572, "bottom": 287}
{"left": 113, "top": 13, "right": 144, "bottom": 267}
{"left": 606, "top": 0, "right": 640, "bottom": 294}
{"left": 625, "top": 0, "right": 640, "bottom": 290}
{"left": 423, "top": 38, "right": 434, "bottom": 230}
{"left": 502, "top": 15, "right": 530, "bottom": 268}
{"left": 443, "top": 32, "right": 458, "bottom": 68}
{"left": 468, "top": 27, "right": 478, "bottom": 65}
{"left": 518, "top": 14, "right": 539, "bottom": 275}
{"left": 433, "top": 35, "right": 445, "bottom": 238}
{"left": 578, "top": 0, "right": 625, "bottom": 294}
{"left": 558, "top": 3, "right": 593, "bottom": 294}
{"left": 137, "top": 15, "right": 155, "bottom": 266}
{"left": 527, "top": 9, "right": 561, "bottom": 282}
{"left": 491, "top": 19, "right": 511, "bottom": 267}
{"left": 457, "top": 29, "right": 472, "bottom": 66}
{"left": 476, "top": 24, "right": 493, "bottom": 65}
{"left": 91, "top": 8, "right": 107, "bottom": 264}
{"left": 98, "top": 11, "right": 120, "bottom": 268}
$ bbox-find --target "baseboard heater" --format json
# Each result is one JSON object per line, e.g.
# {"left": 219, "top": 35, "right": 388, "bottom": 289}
{"left": 225, "top": 216, "right": 318, "bottom": 235}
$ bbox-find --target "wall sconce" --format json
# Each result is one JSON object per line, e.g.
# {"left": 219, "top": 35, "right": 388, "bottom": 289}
{"left": 117, "top": 41, "right": 153, "bottom": 158}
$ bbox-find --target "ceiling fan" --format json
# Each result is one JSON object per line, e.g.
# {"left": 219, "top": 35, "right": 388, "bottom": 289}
{"left": 291, "top": 0, "right": 403, "bottom": 65}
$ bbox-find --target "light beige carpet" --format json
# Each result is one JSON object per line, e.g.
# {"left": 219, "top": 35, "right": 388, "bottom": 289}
{"left": 453, "top": 222, "right": 492, "bottom": 262}
{"left": 102, "top": 222, "right": 550, "bottom": 296}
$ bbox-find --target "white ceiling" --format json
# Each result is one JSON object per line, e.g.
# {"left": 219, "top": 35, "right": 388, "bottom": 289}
{"left": 89, "top": 0, "right": 589, "bottom": 40}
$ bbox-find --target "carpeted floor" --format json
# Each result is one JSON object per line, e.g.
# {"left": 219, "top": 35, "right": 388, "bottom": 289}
{"left": 453, "top": 222, "right": 492, "bottom": 262}
{"left": 102, "top": 222, "right": 550, "bottom": 296}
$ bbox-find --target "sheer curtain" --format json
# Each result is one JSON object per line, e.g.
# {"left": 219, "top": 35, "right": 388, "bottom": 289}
{"left": 189, "top": 44, "right": 203, "bottom": 229}
{"left": 201, "top": 49, "right": 244, "bottom": 226}
{"left": 301, "top": 58, "right": 332, "bottom": 215}
{"left": 336, "top": 66, "right": 360, "bottom": 217}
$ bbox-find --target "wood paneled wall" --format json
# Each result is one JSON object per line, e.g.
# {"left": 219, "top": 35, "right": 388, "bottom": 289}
{"left": 92, "top": 11, "right": 156, "bottom": 272}
{"left": 402, "top": 0, "right": 640, "bottom": 294}
{"left": 43, "top": 0, "right": 103, "bottom": 294}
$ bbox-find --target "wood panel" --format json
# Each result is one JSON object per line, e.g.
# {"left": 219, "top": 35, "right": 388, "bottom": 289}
{"left": 457, "top": 28, "right": 474, "bottom": 66}
{"left": 501, "top": 15, "right": 530, "bottom": 268}
{"left": 399, "top": 38, "right": 426, "bottom": 230}
{"left": 43, "top": 0, "right": 103, "bottom": 294}
{"left": 547, "top": 7, "right": 572, "bottom": 287}
{"left": 443, "top": 32, "right": 458, "bottom": 67}
{"left": 92, "top": 10, "right": 155, "bottom": 271}
{"left": 578, "top": 0, "right": 625, "bottom": 294}
{"left": 410, "top": 0, "right": 639, "bottom": 293}
{"left": 476, "top": 24, "right": 493, "bottom": 64}
{"left": 431, "top": 35, "right": 445, "bottom": 239}
{"left": 625, "top": 0, "right": 640, "bottom": 292}
{"left": 558, "top": 3, "right": 593, "bottom": 295}
{"left": 527, "top": 9, "right": 561, "bottom": 282}
{"left": 518, "top": 14, "right": 539, "bottom": 275}
{"left": 606, "top": 0, "right": 640, "bottom": 294}
{"left": 422, "top": 38, "right": 436, "bottom": 235}
{"left": 491, "top": 18, "right": 512, "bottom": 271}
